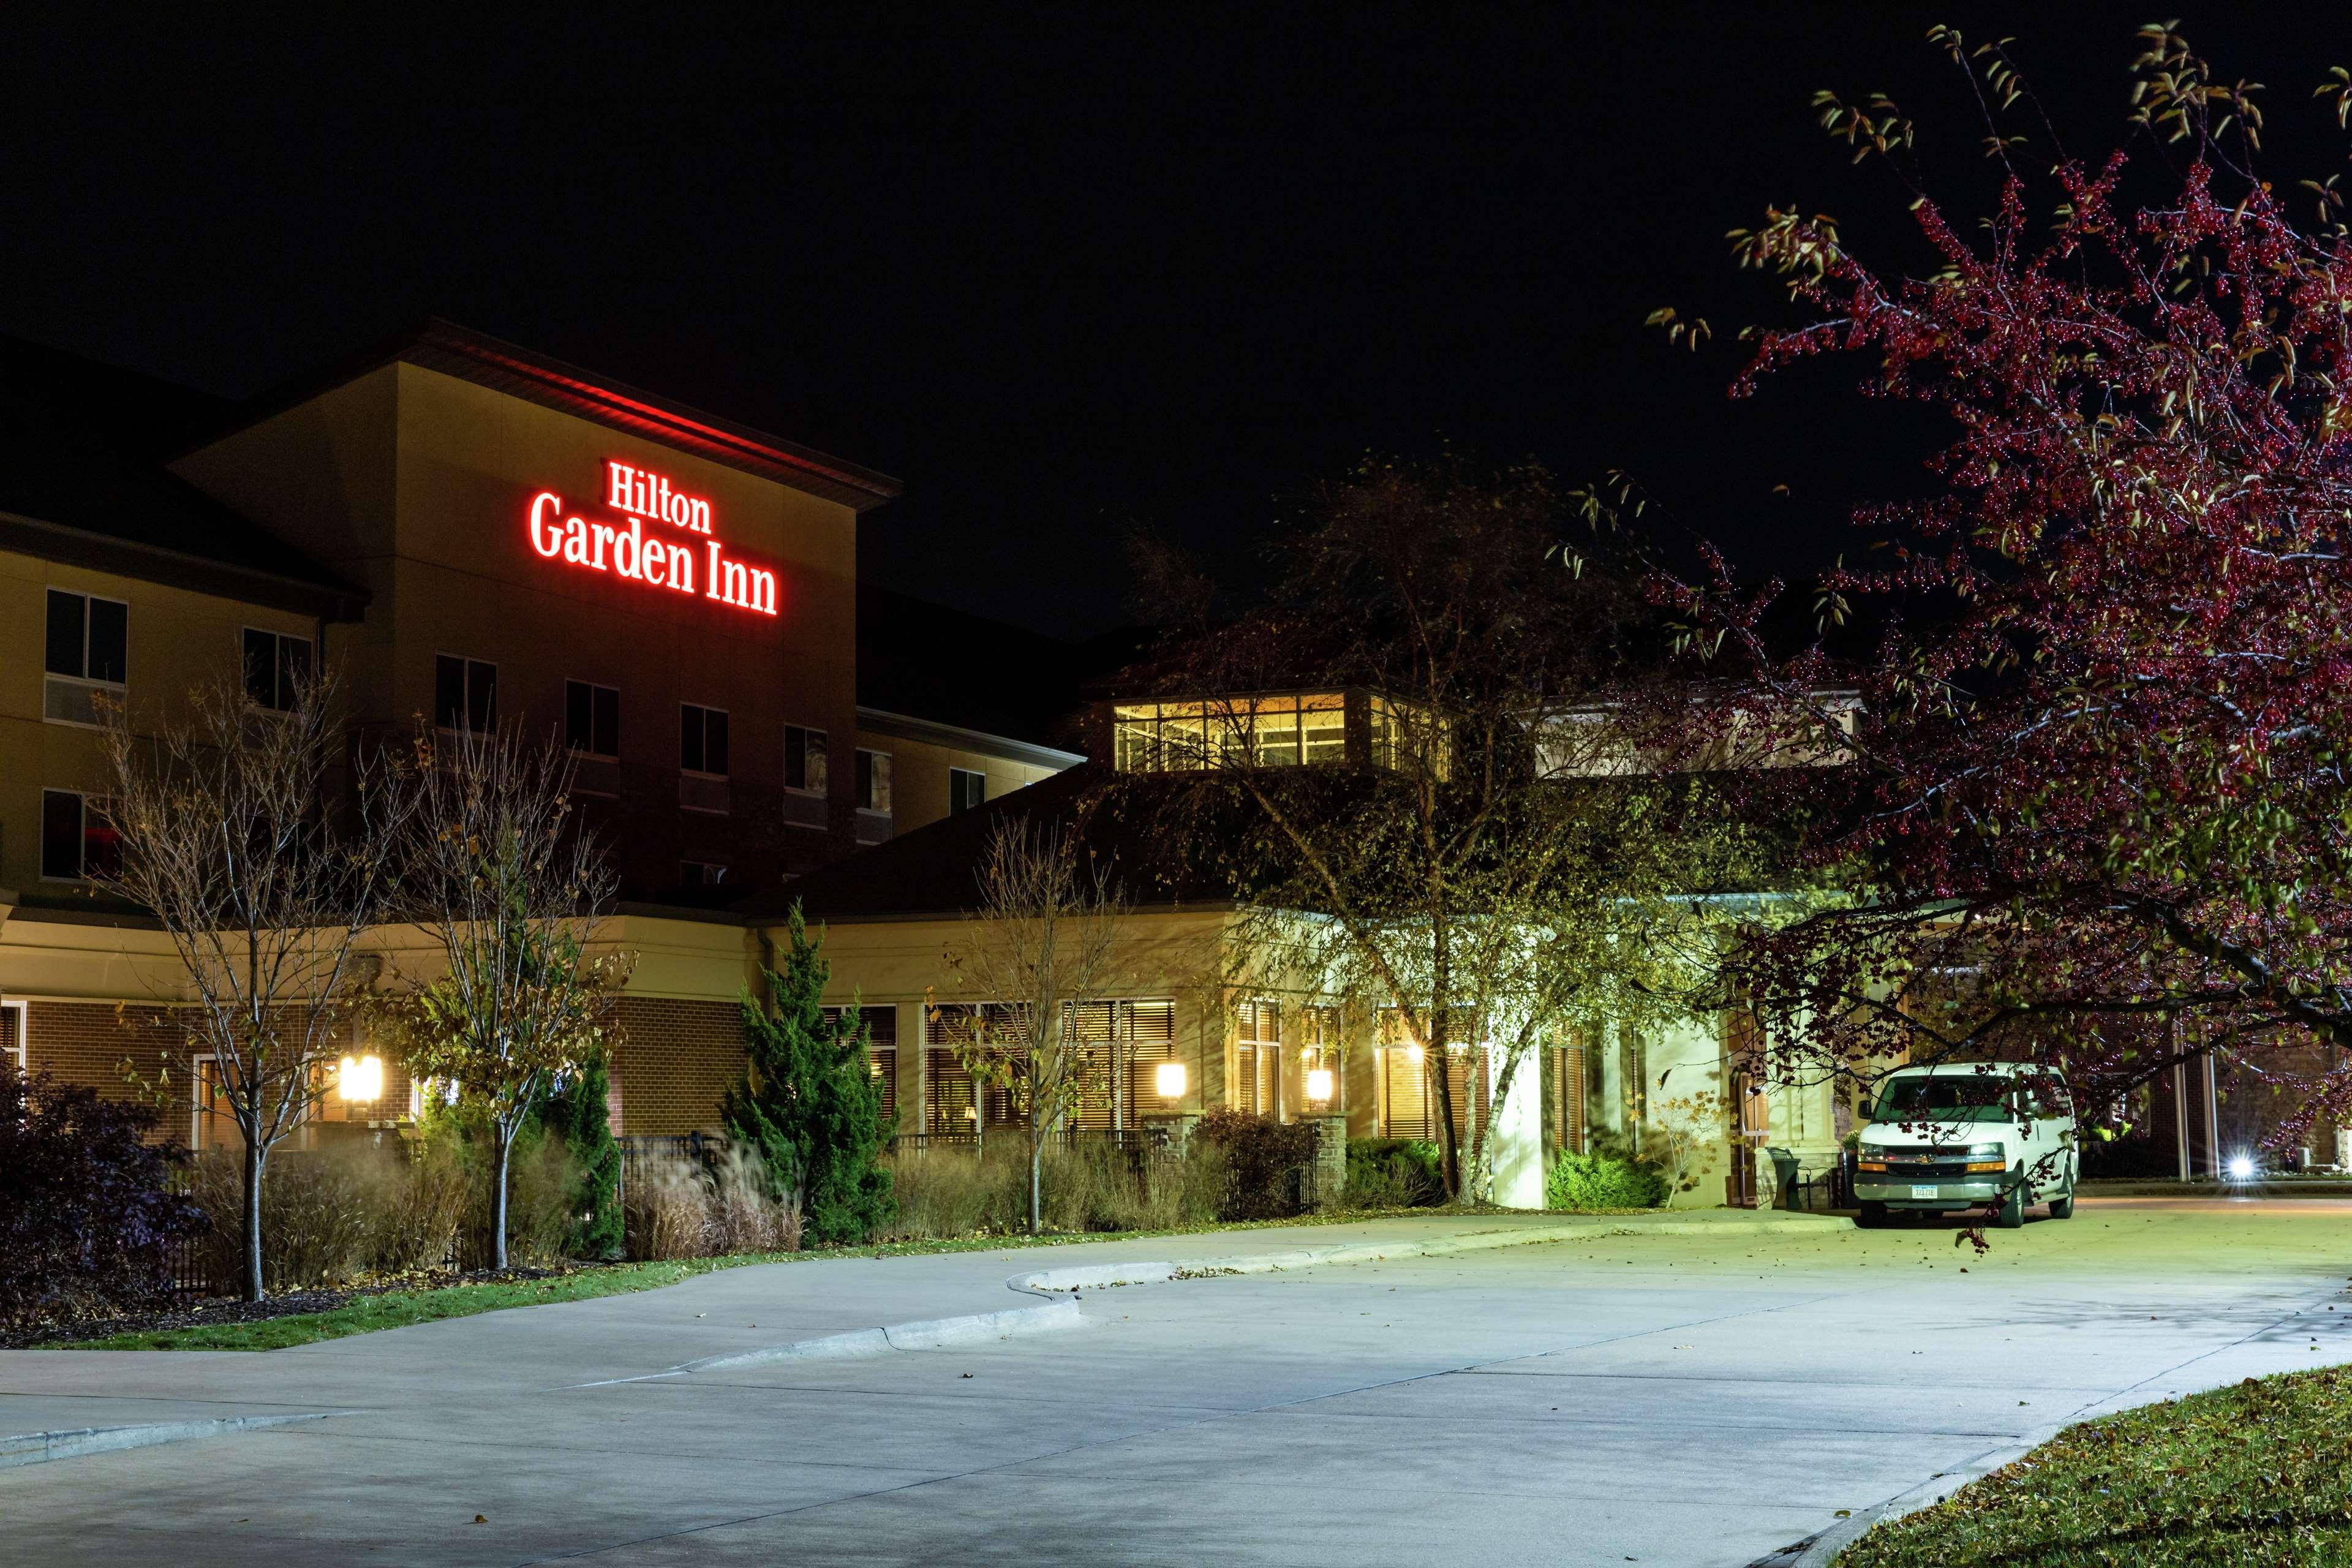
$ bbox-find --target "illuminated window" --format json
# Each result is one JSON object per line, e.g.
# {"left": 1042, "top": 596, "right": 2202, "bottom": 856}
{"left": 565, "top": 680, "right": 620, "bottom": 759}
{"left": 1112, "top": 694, "right": 1349, "bottom": 774}
{"left": 40, "top": 789, "right": 118, "bottom": 882}
{"left": 239, "top": 630, "right": 312, "bottom": 712}
{"left": 680, "top": 703, "right": 729, "bottom": 777}
{"left": 857, "top": 749, "right": 894, "bottom": 813}
{"left": 434, "top": 655, "right": 497, "bottom": 732}
{"left": 1368, "top": 695, "right": 1449, "bottom": 780}
{"left": 785, "top": 725, "right": 827, "bottom": 795}
{"left": 948, "top": 766, "right": 984, "bottom": 815}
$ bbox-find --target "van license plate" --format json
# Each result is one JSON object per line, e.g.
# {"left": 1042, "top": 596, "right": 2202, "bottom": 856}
{"left": 1910, "top": 1185, "right": 1938, "bottom": 1199}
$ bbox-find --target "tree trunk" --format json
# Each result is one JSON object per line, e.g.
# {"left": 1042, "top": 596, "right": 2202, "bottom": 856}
{"left": 1028, "top": 1096, "right": 1042, "bottom": 1236}
{"left": 241, "top": 1133, "right": 267, "bottom": 1302}
{"left": 491, "top": 1121, "right": 514, "bottom": 1272}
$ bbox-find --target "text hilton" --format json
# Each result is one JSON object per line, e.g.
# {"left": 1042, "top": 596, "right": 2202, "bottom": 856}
{"left": 526, "top": 465, "right": 776, "bottom": 615}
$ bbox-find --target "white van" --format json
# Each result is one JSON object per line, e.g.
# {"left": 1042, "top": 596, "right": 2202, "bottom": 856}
{"left": 1850, "top": 1063, "right": 2078, "bottom": 1229}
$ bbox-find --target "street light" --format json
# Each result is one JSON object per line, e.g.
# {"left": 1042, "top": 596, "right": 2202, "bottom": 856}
{"left": 2226, "top": 1154, "right": 2256, "bottom": 1182}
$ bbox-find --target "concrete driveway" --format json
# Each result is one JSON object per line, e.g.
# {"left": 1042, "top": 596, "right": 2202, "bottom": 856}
{"left": 3, "top": 1199, "right": 2348, "bottom": 1566}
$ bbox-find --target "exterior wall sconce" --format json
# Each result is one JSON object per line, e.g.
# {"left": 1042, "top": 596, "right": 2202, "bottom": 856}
{"left": 339, "top": 1054, "right": 385, "bottom": 1104}
{"left": 1406, "top": 1044, "right": 1425, "bottom": 1065}
{"left": 1155, "top": 1060, "right": 1188, "bottom": 1099}
{"left": 1304, "top": 1067, "right": 1335, "bottom": 1102}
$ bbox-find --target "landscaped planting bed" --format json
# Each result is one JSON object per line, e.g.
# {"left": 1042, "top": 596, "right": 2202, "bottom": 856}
{"left": 1841, "top": 1366, "right": 2352, "bottom": 1567}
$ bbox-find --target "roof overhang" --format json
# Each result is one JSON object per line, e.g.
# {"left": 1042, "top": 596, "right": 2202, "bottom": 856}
{"left": 200, "top": 319, "right": 905, "bottom": 514}
{"left": 0, "top": 508, "right": 370, "bottom": 622}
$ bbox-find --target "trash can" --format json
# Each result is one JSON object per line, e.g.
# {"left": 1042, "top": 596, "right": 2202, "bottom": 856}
{"left": 1765, "top": 1146, "right": 1801, "bottom": 1211}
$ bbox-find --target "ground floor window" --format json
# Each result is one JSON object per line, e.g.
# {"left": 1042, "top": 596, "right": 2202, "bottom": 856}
{"left": 925, "top": 999, "right": 1176, "bottom": 1137}
{"left": 824, "top": 1005, "right": 899, "bottom": 1126}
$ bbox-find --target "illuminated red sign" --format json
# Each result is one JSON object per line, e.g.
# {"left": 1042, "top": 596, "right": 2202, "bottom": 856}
{"left": 527, "top": 461, "right": 777, "bottom": 615}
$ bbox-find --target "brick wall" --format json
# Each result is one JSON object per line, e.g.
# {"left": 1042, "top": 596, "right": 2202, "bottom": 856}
{"left": 610, "top": 996, "right": 748, "bottom": 1136}
{"left": 19, "top": 1000, "right": 410, "bottom": 1147}
{"left": 23, "top": 1000, "right": 183, "bottom": 1110}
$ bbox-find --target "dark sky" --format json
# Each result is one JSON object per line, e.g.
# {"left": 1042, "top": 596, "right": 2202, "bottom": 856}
{"left": 6, "top": 6, "right": 2343, "bottom": 635}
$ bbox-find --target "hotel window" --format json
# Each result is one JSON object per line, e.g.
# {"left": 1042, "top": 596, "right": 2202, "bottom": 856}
{"left": 1, "top": 1000, "right": 24, "bottom": 1076}
{"left": 856, "top": 749, "right": 893, "bottom": 813}
{"left": 565, "top": 680, "right": 621, "bottom": 760}
{"left": 241, "top": 629, "right": 312, "bottom": 713}
{"left": 948, "top": 766, "right": 985, "bottom": 816}
{"left": 784, "top": 725, "right": 827, "bottom": 794}
{"left": 43, "top": 589, "right": 128, "bottom": 727}
{"left": 434, "top": 655, "right": 497, "bottom": 732}
{"left": 679, "top": 860, "right": 728, "bottom": 886}
{"left": 679, "top": 704, "right": 730, "bottom": 776}
{"left": 40, "top": 789, "right": 119, "bottom": 882}
{"left": 1113, "top": 694, "right": 1348, "bottom": 773}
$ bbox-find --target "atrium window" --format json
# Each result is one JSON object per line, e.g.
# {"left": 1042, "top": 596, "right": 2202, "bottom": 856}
{"left": 857, "top": 749, "right": 894, "bottom": 813}
{"left": 1113, "top": 694, "right": 1349, "bottom": 773}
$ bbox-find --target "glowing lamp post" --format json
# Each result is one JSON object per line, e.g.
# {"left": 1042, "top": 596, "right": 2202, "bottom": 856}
{"left": 1155, "top": 1060, "right": 1188, "bottom": 1100}
{"left": 1304, "top": 1067, "right": 1335, "bottom": 1103}
{"left": 338, "top": 1054, "right": 385, "bottom": 1105}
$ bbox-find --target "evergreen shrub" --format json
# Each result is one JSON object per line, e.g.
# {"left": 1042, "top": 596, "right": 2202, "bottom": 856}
{"left": 1545, "top": 1148, "right": 1670, "bottom": 1211}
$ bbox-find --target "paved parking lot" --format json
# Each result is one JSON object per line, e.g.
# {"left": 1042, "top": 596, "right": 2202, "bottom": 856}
{"left": 4, "top": 1199, "right": 2348, "bottom": 1566}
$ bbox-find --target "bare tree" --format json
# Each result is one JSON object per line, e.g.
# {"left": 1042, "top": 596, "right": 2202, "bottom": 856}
{"left": 946, "top": 816, "right": 1130, "bottom": 1235}
{"left": 390, "top": 722, "right": 625, "bottom": 1270}
{"left": 99, "top": 664, "right": 404, "bottom": 1301}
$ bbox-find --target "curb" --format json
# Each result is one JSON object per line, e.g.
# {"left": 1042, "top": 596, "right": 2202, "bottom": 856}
{"left": 0, "top": 1412, "right": 332, "bottom": 1470}
{"left": 658, "top": 1212, "right": 1838, "bottom": 1381}
{"left": 674, "top": 1300, "right": 1084, "bottom": 1373}
{"left": 1783, "top": 1422, "right": 2069, "bottom": 1567}
{"left": 1013, "top": 1214, "right": 1839, "bottom": 1293}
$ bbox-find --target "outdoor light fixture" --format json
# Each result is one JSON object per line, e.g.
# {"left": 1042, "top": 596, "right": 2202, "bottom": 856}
{"left": 2227, "top": 1155, "right": 2256, "bottom": 1181}
{"left": 1305, "top": 1068, "right": 1335, "bottom": 1102}
{"left": 1155, "top": 1060, "right": 1188, "bottom": 1099}
{"left": 338, "top": 1054, "right": 384, "bottom": 1104}
{"left": 1406, "top": 1044, "right": 1425, "bottom": 1065}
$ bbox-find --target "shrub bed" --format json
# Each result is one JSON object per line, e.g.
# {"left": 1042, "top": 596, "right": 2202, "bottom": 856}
{"left": 1345, "top": 1137, "right": 1446, "bottom": 1208}
{"left": 1544, "top": 1148, "right": 1669, "bottom": 1210}
{"left": 0, "top": 1063, "right": 203, "bottom": 1328}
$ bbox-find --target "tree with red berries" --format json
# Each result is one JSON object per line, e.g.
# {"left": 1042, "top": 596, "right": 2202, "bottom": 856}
{"left": 1649, "top": 26, "right": 2352, "bottom": 1148}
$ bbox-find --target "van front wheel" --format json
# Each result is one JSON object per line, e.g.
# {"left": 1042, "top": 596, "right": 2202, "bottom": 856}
{"left": 1996, "top": 1185, "right": 2026, "bottom": 1229}
{"left": 1854, "top": 1202, "right": 1888, "bottom": 1229}
{"left": 2048, "top": 1185, "right": 2075, "bottom": 1220}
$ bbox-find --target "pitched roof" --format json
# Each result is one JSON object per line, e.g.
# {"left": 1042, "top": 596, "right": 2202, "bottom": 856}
{"left": 0, "top": 336, "right": 368, "bottom": 618}
{"left": 742, "top": 764, "right": 1243, "bottom": 924}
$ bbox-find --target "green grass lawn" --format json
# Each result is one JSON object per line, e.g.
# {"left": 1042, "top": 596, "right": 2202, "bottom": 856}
{"left": 51, "top": 1206, "right": 1454, "bottom": 1352}
{"left": 1841, "top": 1366, "right": 2352, "bottom": 1567}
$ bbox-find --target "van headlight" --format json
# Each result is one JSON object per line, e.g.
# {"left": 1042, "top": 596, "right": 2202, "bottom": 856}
{"left": 1964, "top": 1141, "right": 2007, "bottom": 1173}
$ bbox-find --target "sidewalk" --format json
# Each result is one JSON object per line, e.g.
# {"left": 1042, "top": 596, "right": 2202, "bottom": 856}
{"left": 1, "top": 1208, "right": 1833, "bottom": 1466}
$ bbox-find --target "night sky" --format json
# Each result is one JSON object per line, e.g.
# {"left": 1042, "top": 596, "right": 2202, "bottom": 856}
{"left": 6, "top": 6, "right": 2342, "bottom": 635}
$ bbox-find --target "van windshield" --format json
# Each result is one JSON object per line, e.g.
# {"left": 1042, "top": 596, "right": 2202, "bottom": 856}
{"left": 1870, "top": 1076, "right": 2015, "bottom": 1124}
